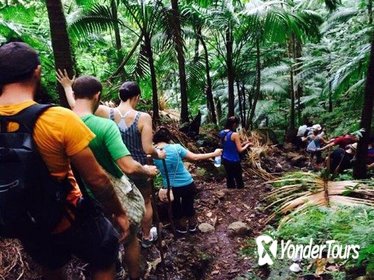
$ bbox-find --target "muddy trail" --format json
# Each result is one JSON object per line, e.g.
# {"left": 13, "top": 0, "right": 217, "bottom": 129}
{"left": 0, "top": 144, "right": 306, "bottom": 280}
{"left": 147, "top": 172, "right": 269, "bottom": 280}
{"left": 143, "top": 145, "right": 306, "bottom": 280}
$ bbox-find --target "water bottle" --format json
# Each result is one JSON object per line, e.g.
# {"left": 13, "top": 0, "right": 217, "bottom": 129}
{"left": 214, "top": 155, "right": 221, "bottom": 167}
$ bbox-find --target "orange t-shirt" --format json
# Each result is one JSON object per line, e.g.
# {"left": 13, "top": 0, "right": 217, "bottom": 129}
{"left": 0, "top": 100, "right": 95, "bottom": 232}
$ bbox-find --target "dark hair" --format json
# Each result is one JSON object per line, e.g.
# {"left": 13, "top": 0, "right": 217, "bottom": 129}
{"left": 153, "top": 127, "right": 172, "bottom": 144}
{"left": 119, "top": 81, "right": 141, "bottom": 102}
{"left": 0, "top": 41, "right": 40, "bottom": 86}
{"left": 225, "top": 116, "right": 239, "bottom": 131}
{"left": 72, "top": 76, "right": 102, "bottom": 99}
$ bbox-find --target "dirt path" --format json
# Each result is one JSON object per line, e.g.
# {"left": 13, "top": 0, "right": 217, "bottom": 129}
{"left": 150, "top": 169, "right": 269, "bottom": 280}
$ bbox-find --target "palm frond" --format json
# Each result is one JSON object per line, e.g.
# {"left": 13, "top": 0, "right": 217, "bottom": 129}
{"left": 68, "top": 4, "right": 120, "bottom": 39}
{"left": 266, "top": 173, "right": 374, "bottom": 225}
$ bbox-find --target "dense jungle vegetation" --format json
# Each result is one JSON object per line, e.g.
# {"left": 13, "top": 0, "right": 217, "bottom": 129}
{"left": 2, "top": 0, "right": 374, "bottom": 280}
{"left": 2, "top": 0, "right": 373, "bottom": 133}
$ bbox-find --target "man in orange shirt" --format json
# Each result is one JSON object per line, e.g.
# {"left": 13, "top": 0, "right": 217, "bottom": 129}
{"left": 0, "top": 42, "right": 128, "bottom": 280}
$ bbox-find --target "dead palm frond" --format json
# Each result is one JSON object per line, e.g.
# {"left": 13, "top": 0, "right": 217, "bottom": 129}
{"left": 241, "top": 130, "right": 275, "bottom": 181}
{"left": 265, "top": 172, "right": 374, "bottom": 226}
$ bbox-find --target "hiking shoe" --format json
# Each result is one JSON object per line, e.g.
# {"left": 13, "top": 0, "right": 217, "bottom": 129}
{"left": 176, "top": 225, "right": 188, "bottom": 234}
{"left": 188, "top": 223, "right": 198, "bottom": 233}
{"left": 176, "top": 218, "right": 188, "bottom": 234}
{"left": 188, "top": 217, "right": 198, "bottom": 233}
{"left": 141, "top": 226, "right": 158, "bottom": 248}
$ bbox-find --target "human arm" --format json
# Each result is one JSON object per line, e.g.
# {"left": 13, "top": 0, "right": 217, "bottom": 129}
{"left": 116, "top": 156, "right": 158, "bottom": 177}
{"left": 71, "top": 148, "right": 129, "bottom": 241}
{"left": 56, "top": 69, "right": 110, "bottom": 117}
{"left": 56, "top": 69, "right": 76, "bottom": 109}
{"left": 232, "top": 133, "right": 251, "bottom": 153}
{"left": 368, "top": 163, "right": 374, "bottom": 170}
{"left": 184, "top": 148, "right": 222, "bottom": 162}
{"left": 319, "top": 141, "right": 335, "bottom": 151}
{"left": 139, "top": 113, "right": 166, "bottom": 159}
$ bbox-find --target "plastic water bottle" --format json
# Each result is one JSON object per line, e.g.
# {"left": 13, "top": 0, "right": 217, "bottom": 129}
{"left": 214, "top": 155, "right": 221, "bottom": 167}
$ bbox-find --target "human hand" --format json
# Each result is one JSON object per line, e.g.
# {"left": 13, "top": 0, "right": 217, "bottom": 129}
{"left": 157, "top": 148, "right": 166, "bottom": 159}
{"left": 113, "top": 214, "right": 130, "bottom": 243}
{"left": 243, "top": 141, "right": 252, "bottom": 146}
{"left": 214, "top": 149, "right": 223, "bottom": 156}
{"left": 144, "top": 164, "right": 158, "bottom": 177}
{"left": 56, "top": 69, "right": 75, "bottom": 88}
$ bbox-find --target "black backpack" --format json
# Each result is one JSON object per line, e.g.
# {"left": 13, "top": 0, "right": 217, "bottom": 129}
{"left": 0, "top": 104, "right": 72, "bottom": 237}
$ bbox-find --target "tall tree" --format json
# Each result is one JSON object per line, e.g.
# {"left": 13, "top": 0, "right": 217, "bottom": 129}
{"left": 170, "top": 0, "right": 189, "bottom": 123}
{"left": 353, "top": 36, "right": 374, "bottom": 179}
{"left": 45, "top": 0, "right": 75, "bottom": 107}
{"left": 120, "top": 0, "right": 167, "bottom": 123}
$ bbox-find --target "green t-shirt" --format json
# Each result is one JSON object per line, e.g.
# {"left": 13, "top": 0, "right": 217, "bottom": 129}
{"left": 81, "top": 114, "right": 130, "bottom": 178}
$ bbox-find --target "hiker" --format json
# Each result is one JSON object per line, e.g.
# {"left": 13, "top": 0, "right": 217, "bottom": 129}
{"left": 296, "top": 120, "right": 313, "bottom": 149}
{"left": 152, "top": 127, "right": 222, "bottom": 233}
{"left": 306, "top": 124, "right": 327, "bottom": 166}
{"left": 320, "top": 133, "right": 359, "bottom": 151}
{"left": 59, "top": 75, "right": 159, "bottom": 280}
{"left": 219, "top": 116, "right": 251, "bottom": 189}
{"left": 328, "top": 143, "right": 356, "bottom": 174}
{"left": 0, "top": 42, "right": 128, "bottom": 280}
{"left": 57, "top": 71, "right": 165, "bottom": 248}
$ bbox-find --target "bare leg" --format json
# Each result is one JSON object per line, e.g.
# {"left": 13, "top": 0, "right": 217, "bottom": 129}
{"left": 92, "top": 264, "right": 116, "bottom": 280}
{"left": 124, "top": 237, "right": 141, "bottom": 279}
{"left": 142, "top": 196, "right": 153, "bottom": 239}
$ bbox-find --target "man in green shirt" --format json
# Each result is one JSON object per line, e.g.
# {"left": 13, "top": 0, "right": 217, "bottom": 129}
{"left": 65, "top": 75, "right": 157, "bottom": 280}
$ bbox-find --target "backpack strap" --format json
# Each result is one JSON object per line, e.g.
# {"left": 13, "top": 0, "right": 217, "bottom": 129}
{"left": 109, "top": 108, "right": 115, "bottom": 121}
{"left": 0, "top": 103, "right": 53, "bottom": 133}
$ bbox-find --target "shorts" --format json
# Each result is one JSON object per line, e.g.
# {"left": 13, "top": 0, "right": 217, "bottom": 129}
{"left": 130, "top": 176, "right": 152, "bottom": 200}
{"left": 19, "top": 200, "right": 119, "bottom": 270}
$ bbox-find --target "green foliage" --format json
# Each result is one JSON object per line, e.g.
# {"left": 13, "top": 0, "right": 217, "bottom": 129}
{"left": 276, "top": 205, "right": 374, "bottom": 273}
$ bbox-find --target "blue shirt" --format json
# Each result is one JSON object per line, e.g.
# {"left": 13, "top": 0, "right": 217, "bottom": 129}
{"left": 219, "top": 130, "right": 240, "bottom": 162}
{"left": 154, "top": 144, "right": 193, "bottom": 188}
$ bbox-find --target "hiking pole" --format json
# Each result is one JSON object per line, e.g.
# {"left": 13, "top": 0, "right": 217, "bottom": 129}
{"left": 161, "top": 158, "right": 176, "bottom": 234}
{"left": 147, "top": 155, "right": 168, "bottom": 280}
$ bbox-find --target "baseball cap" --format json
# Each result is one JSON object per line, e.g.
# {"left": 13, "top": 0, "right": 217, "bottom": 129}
{"left": 0, "top": 42, "right": 40, "bottom": 84}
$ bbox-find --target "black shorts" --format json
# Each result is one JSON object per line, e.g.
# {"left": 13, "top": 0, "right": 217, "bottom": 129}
{"left": 19, "top": 206, "right": 119, "bottom": 270}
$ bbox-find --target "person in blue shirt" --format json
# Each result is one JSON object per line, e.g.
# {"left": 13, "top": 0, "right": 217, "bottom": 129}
{"left": 219, "top": 116, "right": 251, "bottom": 189}
{"left": 153, "top": 127, "right": 222, "bottom": 234}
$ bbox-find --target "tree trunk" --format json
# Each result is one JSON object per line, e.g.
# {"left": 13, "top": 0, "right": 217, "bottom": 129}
{"left": 353, "top": 37, "right": 374, "bottom": 179}
{"left": 241, "top": 82, "right": 247, "bottom": 128}
{"left": 226, "top": 26, "right": 235, "bottom": 117}
{"left": 237, "top": 80, "right": 243, "bottom": 125}
{"left": 294, "top": 38, "right": 303, "bottom": 124}
{"left": 248, "top": 38, "right": 261, "bottom": 129}
{"left": 194, "top": 27, "right": 200, "bottom": 63}
{"left": 144, "top": 33, "right": 159, "bottom": 124}
{"left": 199, "top": 29, "right": 217, "bottom": 125}
{"left": 111, "top": 0, "right": 122, "bottom": 62}
{"left": 328, "top": 53, "right": 333, "bottom": 112}
{"left": 45, "top": 0, "right": 75, "bottom": 107}
{"left": 171, "top": 0, "right": 189, "bottom": 124}
{"left": 289, "top": 37, "right": 296, "bottom": 131}
{"left": 108, "top": 33, "right": 143, "bottom": 81}
{"left": 369, "top": 0, "right": 373, "bottom": 24}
